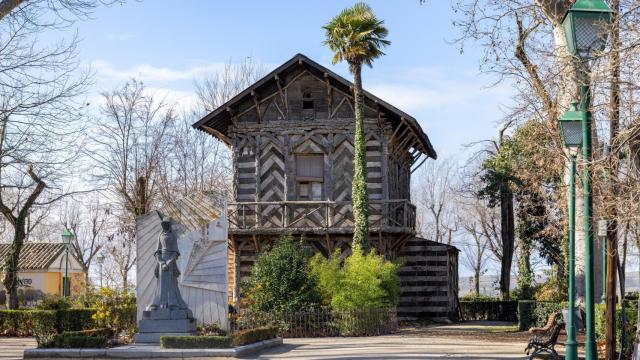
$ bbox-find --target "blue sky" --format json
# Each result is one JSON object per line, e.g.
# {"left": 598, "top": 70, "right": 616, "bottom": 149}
{"left": 72, "top": 0, "right": 513, "bottom": 158}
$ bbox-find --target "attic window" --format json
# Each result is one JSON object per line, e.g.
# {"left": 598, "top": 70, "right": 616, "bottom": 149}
{"left": 302, "top": 92, "right": 314, "bottom": 110}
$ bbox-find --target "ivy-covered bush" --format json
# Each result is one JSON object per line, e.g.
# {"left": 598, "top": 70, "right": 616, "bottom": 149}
{"left": 595, "top": 303, "right": 637, "bottom": 357}
{"left": 460, "top": 301, "right": 518, "bottom": 322}
{"left": 310, "top": 247, "right": 401, "bottom": 310}
{"left": 244, "top": 235, "right": 321, "bottom": 313}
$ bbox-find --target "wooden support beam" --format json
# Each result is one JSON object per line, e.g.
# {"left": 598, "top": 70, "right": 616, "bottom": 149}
{"left": 275, "top": 75, "right": 288, "bottom": 118}
{"left": 251, "top": 91, "right": 262, "bottom": 123}
{"left": 226, "top": 107, "right": 237, "bottom": 126}
{"left": 325, "top": 74, "right": 333, "bottom": 119}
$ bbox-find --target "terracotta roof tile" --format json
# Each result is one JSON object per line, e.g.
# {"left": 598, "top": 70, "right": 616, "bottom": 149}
{"left": 0, "top": 242, "right": 66, "bottom": 270}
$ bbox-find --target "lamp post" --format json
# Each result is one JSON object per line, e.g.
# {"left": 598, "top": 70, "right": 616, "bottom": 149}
{"left": 61, "top": 229, "right": 74, "bottom": 297}
{"left": 96, "top": 253, "right": 105, "bottom": 288}
{"left": 598, "top": 219, "right": 608, "bottom": 304}
{"left": 559, "top": 101, "right": 583, "bottom": 360}
{"left": 562, "top": 1, "right": 613, "bottom": 358}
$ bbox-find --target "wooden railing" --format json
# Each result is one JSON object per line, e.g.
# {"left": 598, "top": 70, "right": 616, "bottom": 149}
{"left": 228, "top": 199, "right": 415, "bottom": 232}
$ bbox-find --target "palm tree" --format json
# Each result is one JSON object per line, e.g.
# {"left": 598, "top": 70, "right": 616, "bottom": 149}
{"left": 323, "top": 2, "right": 390, "bottom": 251}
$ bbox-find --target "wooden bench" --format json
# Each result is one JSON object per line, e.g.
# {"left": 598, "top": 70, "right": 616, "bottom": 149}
{"left": 525, "top": 312, "right": 564, "bottom": 360}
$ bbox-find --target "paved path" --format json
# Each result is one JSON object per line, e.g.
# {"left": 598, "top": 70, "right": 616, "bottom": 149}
{"left": 0, "top": 328, "right": 533, "bottom": 360}
{"left": 252, "top": 335, "right": 528, "bottom": 359}
{"left": 0, "top": 337, "right": 36, "bottom": 360}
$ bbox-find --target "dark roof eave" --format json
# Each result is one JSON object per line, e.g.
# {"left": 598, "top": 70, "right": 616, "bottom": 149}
{"left": 192, "top": 53, "right": 437, "bottom": 159}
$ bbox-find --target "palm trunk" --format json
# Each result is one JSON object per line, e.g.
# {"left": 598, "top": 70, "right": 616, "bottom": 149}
{"left": 349, "top": 63, "right": 369, "bottom": 251}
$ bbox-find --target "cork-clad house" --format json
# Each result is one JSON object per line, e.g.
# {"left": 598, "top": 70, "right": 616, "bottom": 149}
{"left": 193, "top": 53, "right": 459, "bottom": 321}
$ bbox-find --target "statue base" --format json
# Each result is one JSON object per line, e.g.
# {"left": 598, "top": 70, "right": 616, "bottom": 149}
{"left": 135, "top": 308, "right": 197, "bottom": 343}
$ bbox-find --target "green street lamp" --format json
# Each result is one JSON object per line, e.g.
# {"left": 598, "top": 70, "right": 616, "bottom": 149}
{"left": 559, "top": 101, "right": 582, "bottom": 360}
{"left": 562, "top": 0, "right": 613, "bottom": 60}
{"left": 61, "top": 229, "right": 74, "bottom": 297}
{"left": 562, "top": 2, "right": 613, "bottom": 359}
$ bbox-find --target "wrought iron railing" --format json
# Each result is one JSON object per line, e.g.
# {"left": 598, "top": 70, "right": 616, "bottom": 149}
{"left": 235, "top": 307, "right": 398, "bottom": 337}
{"left": 228, "top": 199, "right": 415, "bottom": 231}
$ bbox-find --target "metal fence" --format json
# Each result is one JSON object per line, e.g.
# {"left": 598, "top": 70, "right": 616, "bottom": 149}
{"left": 235, "top": 307, "right": 398, "bottom": 338}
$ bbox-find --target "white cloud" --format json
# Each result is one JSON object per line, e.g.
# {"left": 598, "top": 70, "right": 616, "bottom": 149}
{"left": 366, "top": 66, "right": 512, "bottom": 113}
{"left": 91, "top": 59, "right": 228, "bottom": 83}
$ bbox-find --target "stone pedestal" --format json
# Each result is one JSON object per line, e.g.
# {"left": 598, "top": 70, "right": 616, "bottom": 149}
{"left": 134, "top": 309, "right": 197, "bottom": 343}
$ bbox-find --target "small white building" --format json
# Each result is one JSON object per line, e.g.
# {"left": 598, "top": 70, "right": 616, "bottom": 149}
{"left": 0, "top": 242, "right": 86, "bottom": 304}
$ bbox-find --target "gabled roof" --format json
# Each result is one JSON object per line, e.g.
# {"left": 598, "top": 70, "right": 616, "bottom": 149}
{"left": 0, "top": 242, "right": 67, "bottom": 270}
{"left": 192, "top": 53, "right": 437, "bottom": 159}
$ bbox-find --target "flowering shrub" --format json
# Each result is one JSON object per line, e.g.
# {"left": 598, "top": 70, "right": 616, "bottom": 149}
{"left": 88, "top": 288, "right": 136, "bottom": 338}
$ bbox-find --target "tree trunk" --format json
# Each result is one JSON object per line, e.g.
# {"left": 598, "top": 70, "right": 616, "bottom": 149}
{"left": 605, "top": 2, "right": 620, "bottom": 358}
{"left": 474, "top": 268, "right": 480, "bottom": 297}
{"left": 2, "top": 219, "right": 26, "bottom": 309}
{"left": 349, "top": 63, "right": 369, "bottom": 251}
{"left": 499, "top": 183, "right": 515, "bottom": 300}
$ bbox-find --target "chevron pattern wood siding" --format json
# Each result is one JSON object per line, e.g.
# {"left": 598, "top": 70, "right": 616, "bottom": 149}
{"left": 259, "top": 135, "right": 285, "bottom": 227}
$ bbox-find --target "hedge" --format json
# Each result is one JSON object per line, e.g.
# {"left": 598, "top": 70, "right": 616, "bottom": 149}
{"left": 0, "top": 308, "right": 135, "bottom": 337}
{"left": 459, "top": 301, "right": 518, "bottom": 322}
{"left": 55, "top": 309, "right": 96, "bottom": 333}
{"left": 161, "top": 335, "right": 233, "bottom": 349}
{"left": 232, "top": 326, "right": 278, "bottom": 346}
{"left": 0, "top": 310, "right": 57, "bottom": 336}
{"left": 595, "top": 303, "right": 638, "bottom": 357}
{"left": 160, "top": 327, "right": 278, "bottom": 349}
{"left": 517, "top": 301, "right": 568, "bottom": 331}
{"left": 44, "top": 335, "right": 108, "bottom": 349}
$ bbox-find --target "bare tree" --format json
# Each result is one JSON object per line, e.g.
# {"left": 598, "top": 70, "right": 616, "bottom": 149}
{"left": 458, "top": 198, "right": 495, "bottom": 297}
{"left": 89, "top": 79, "right": 175, "bottom": 290}
{"left": 0, "top": 0, "right": 101, "bottom": 308}
{"left": 59, "top": 196, "right": 109, "bottom": 287}
{"left": 413, "top": 158, "right": 459, "bottom": 245}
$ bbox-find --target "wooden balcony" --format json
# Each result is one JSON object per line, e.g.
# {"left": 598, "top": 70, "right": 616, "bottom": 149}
{"left": 228, "top": 199, "right": 416, "bottom": 235}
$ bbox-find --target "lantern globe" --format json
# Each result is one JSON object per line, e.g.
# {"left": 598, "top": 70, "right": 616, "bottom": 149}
{"left": 559, "top": 101, "right": 583, "bottom": 149}
{"left": 562, "top": 0, "right": 613, "bottom": 59}
{"left": 61, "top": 229, "right": 74, "bottom": 244}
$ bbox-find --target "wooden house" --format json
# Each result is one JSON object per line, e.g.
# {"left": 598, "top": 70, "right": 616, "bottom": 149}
{"left": 193, "top": 54, "right": 459, "bottom": 321}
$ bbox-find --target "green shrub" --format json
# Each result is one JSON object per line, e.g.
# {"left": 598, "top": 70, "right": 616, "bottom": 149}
{"left": 460, "top": 301, "right": 518, "bottom": 322}
{"left": 36, "top": 294, "right": 73, "bottom": 310}
{"left": 42, "top": 335, "right": 108, "bottom": 348}
{"left": 62, "top": 328, "right": 114, "bottom": 338}
{"left": 595, "top": 303, "right": 637, "bottom": 357}
{"left": 85, "top": 288, "right": 137, "bottom": 337}
{"left": 459, "top": 294, "right": 500, "bottom": 302}
{"left": 0, "top": 310, "right": 57, "bottom": 337}
{"left": 55, "top": 309, "right": 96, "bottom": 332}
{"left": 310, "top": 248, "right": 401, "bottom": 310}
{"left": 517, "top": 301, "right": 567, "bottom": 331}
{"left": 160, "top": 335, "right": 232, "bottom": 349}
{"left": 197, "top": 322, "right": 226, "bottom": 336}
{"left": 245, "top": 235, "right": 321, "bottom": 313}
{"left": 232, "top": 326, "right": 278, "bottom": 347}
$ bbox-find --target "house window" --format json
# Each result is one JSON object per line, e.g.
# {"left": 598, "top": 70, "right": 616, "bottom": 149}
{"left": 296, "top": 154, "right": 323, "bottom": 200}
{"left": 302, "top": 92, "right": 314, "bottom": 120}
